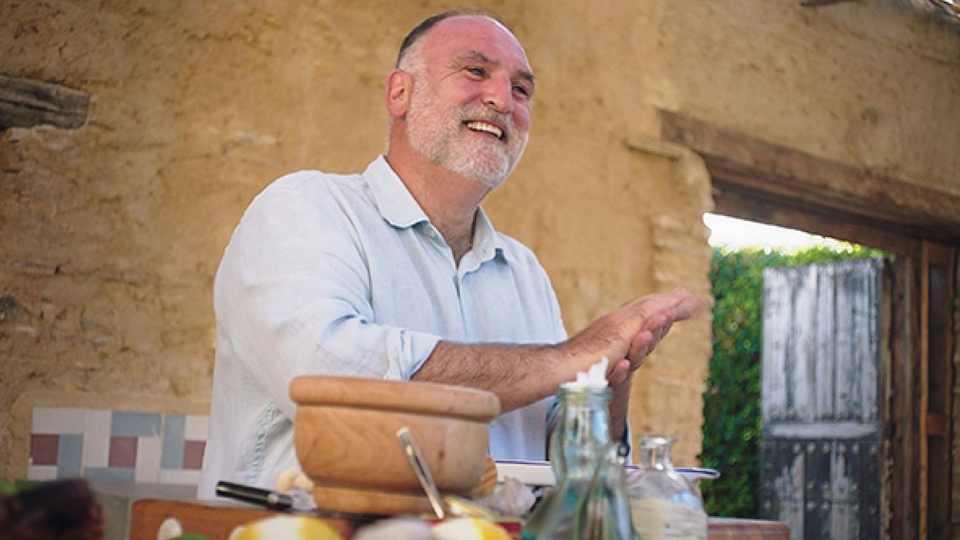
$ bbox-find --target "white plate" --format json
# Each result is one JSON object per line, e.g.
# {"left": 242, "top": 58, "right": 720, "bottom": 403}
{"left": 495, "top": 459, "right": 719, "bottom": 487}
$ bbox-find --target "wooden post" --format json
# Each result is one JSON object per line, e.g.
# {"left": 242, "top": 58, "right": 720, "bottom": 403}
{"left": 0, "top": 74, "right": 89, "bottom": 131}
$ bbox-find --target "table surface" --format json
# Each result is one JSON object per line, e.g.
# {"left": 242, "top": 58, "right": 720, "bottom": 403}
{"left": 128, "top": 498, "right": 790, "bottom": 540}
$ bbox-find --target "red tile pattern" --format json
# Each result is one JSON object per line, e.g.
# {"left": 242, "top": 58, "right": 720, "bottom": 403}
{"left": 30, "top": 408, "right": 211, "bottom": 485}
{"left": 183, "top": 440, "right": 206, "bottom": 470}
{"left": 109, "top": 436, "right": 138, "bottom": 468}
{"left": 30, "top": 434, "right": 60, "bottom": 466}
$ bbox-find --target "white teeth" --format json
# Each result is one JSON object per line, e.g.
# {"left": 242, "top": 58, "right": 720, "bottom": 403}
{"left": 466, "top": 121, "right": 503, "bottom": 139}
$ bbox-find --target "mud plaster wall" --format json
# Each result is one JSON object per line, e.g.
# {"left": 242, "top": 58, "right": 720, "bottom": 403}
{"left": 1, "top": 0, "right": 958, "bottom": 481}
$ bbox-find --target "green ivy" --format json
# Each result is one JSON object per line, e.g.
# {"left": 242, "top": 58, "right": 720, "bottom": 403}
{"left": 699, "top": 243, "right": 887, "bottom": 518}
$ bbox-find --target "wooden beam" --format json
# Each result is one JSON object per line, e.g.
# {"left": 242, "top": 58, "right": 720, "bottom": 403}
{"left": 712, "top": 183, "right": 922, "bottom": 257}
{"left": 0, "top": 75, "right": 89, "bottom": 131}
{"left": 888, "top": 255, "right": 922, "bottom": 540}
{"left": 801, "top": 0, "right": 857, "bottom": 6}
{"left": 921, "top": 242, "right": 956, "bottom": 540}
{"left": 659, "top": 110, "right": 960, "bottom": 246}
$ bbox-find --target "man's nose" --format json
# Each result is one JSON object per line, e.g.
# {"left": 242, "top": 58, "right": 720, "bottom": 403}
{"left": 482, "top": 75, "right": 512, "bottom": 114}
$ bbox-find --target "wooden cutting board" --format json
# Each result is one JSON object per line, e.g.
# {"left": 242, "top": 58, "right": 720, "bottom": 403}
{"left": 129, "top": 498, "right": 790, "bottom": 540}
{"left": 128, "top": 499, "right": 361, "bottom": 540}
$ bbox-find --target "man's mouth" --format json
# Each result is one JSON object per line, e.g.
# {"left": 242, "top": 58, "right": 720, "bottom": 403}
{"left": 465, "top": 120, "right": 505, "bottom": 141}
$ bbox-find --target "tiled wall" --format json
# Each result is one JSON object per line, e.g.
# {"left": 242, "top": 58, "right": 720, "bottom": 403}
{"left": 28, "top": 407, "right": 208, "bottom": 486}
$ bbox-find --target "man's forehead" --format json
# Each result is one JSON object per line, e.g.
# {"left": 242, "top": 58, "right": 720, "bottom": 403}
{"left": 423, "top": 16, "right": 532, "bottom": 71}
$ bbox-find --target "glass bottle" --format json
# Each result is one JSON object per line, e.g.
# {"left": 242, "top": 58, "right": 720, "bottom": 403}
{"left": 626, "top": 435, "right": 707, "bottom": 540}
{"left": 522, "top": 386, "right": 638, "bottom": 540}
{"left": 575, "top": 443, "right": 639, "bottom": 540}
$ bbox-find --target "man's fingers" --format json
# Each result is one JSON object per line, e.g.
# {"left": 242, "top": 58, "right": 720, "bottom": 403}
{"left": 626, "top": 290, "right": 708, "bottom": 325}
{"left": 628, "top": 311, "right": 679, "bottom": 369}
{"left": 627, "top": 330, "right": 654, "bottom": 368}
{"left": 672, "top": 294, "right": 711, "bottom": 321}
{"left": 640, "top": 313, "right": 670, "bottom": 332}
{"left": 571, "top": 290, "right": 710, "bottom": 376}
{"left": 606, "top": 358, "right": 631, "bottom": 386}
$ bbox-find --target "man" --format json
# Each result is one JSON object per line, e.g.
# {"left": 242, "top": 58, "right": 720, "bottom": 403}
{"left": 197, "top": 9, "right": 708, "bottom": 498}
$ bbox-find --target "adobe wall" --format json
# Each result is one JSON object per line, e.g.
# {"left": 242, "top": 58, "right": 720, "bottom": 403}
{"left": 2, "top": 0, "right": 958, "bottom": 480}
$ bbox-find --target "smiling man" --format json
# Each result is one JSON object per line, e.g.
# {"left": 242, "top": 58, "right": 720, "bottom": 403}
{"left": 197, "top": 9, "right": 708, "bottom": 498}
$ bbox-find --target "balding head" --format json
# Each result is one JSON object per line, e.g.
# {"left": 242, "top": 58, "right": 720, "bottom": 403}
{"left": 396, "top": 8, "right": 508, "bottom": 70}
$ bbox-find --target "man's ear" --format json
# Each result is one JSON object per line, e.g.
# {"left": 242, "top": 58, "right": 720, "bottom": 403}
{"left": 386, "top": 69, "right": 412, "bottom": 118}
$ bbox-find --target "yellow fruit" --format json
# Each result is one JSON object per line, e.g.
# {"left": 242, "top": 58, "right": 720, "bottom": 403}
{"left": 232, "top": 515, "right": 344, "bottom": 540}
{"left": 430, "top": 517, "right": 512, "bottom": 540}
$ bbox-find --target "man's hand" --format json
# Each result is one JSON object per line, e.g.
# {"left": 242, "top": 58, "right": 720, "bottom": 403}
{"left": 417, "top": 289, "right": 709, "bottom": 413}
{"left": 566, "top": 289, "right": 710, "bottom": 441}
{"left": 566, "top": 290, "right": 711, "bottom": 387}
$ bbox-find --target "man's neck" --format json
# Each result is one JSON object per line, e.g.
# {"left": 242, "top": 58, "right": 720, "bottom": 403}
{"left": 385, "top": 153, "right": 490, "bottom": 264}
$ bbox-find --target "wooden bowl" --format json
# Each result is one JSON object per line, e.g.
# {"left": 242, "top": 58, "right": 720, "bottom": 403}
{"left": 289, "top": 376, "right": 501, "bottom": 515}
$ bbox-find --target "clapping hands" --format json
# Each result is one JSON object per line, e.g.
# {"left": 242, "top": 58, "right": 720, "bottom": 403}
{"left": 569, "top": 290, "right": 711, "bottom": 387}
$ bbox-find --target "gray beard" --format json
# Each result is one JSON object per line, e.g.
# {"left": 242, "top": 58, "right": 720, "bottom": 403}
{"left": 405, "top": 87, "right": 525, "bottom": 189}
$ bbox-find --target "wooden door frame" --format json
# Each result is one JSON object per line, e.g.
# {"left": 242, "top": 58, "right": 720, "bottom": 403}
{"left": 921, "top": 242, "right": 957, "bottom": 539}
{"left": 657, "top": 110, "right": 960, "bottom": 539}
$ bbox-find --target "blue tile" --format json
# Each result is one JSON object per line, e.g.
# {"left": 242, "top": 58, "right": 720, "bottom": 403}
{"left": 84, "top": 466, "right": 136, "bottom": 483}
{"left": 57, "top": 434, "right": 83, "bottom": 478}
{"left": 161, "top": 414, "right": 185, "bottom": 470}
{"left": 111, "top": 411, "right": 161, "bottom": 437}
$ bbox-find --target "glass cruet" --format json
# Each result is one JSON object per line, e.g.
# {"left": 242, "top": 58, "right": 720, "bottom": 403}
{"left": 626, "top": 435, "right": 707, "bottom": 540}
{"left": 522, "top": 385, "right": 638, "bottom": 540}
{"left": 574, "top": 442, "right": 639, "bottom": 540}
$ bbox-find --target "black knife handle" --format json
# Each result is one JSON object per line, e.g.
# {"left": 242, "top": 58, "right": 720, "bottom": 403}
{"left": 215, "top": 480, "right": 293, "bottom": 511}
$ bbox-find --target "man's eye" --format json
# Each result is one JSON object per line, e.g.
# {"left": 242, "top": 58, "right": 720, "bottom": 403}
{"left": 513, "top": 85, "right": 531, "bottom": 97}
{"left": 466, "top": 67, "right": 485, "bottom": 77}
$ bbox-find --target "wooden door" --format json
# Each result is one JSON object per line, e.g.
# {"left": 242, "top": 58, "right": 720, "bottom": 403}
{"left": 759, "top": 258, "right": 885, "bottom": 540}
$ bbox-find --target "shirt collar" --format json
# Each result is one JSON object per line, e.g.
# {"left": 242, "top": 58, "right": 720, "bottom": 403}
{"left": 365, "top": 155, "right": 430, "bottom": 229}
{"left": 366, "top": 155, "right": 506, "bottom": 262}
{"left": 471, "top": 206, "right": 506, "bottom": 264}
